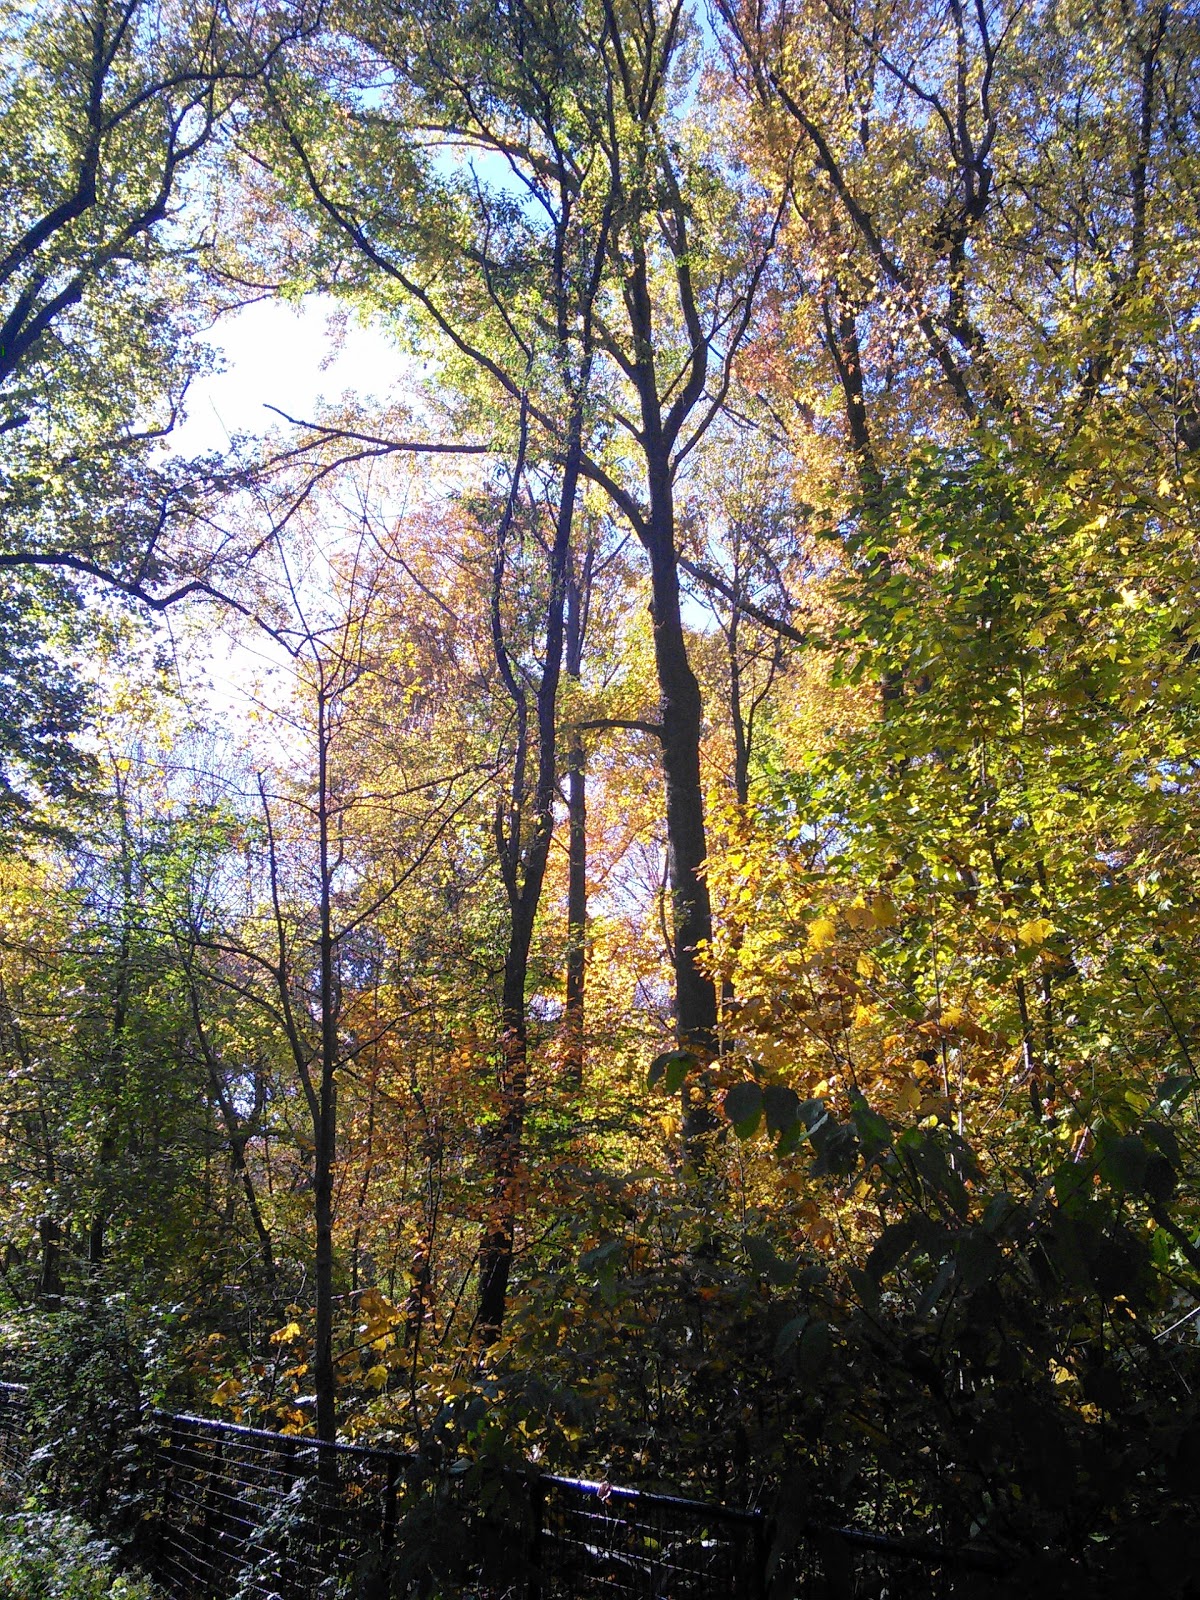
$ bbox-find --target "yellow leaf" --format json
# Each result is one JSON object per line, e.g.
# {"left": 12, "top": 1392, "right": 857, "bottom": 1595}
{"left": 358, "top": 1287, "right": 395, "bottom": 1319}
{"left": 871, "top": 895, "right": 898, "bottom": 928}
{"left": 808, "top": 916, "right": 837, "bottom": 951}
{"left": 1018, "top": 916, "right": 1055, "bottom": 947}
{"left": 212, "top": 1378, "right": 242, "bottom": 1405}
{"left": 364, "top": 1364, "right": 389, "bottom": 1391}
{"left": 362, "top": 1317, "right": 397, "bottom": 1345}
{"left": 844, "top": 902, "right": 875, "bottom": 931}
{"left": 896, "top": 1077, "right": 922, "bottom": 1113}
{"left": 270, "top": 1321, "right": 304, "bottom": 1345}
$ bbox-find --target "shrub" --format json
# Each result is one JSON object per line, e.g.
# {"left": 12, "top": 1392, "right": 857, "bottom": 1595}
{"left": 0, "top": 1510, "right": 159, "bottom": 1600}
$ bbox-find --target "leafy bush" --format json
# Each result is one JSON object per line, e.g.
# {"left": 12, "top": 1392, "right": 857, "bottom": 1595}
{"left": 0, "top": 1510, "right": 158, "bottom": 1600}
{"left": 19, "top": 1298, "right": 157, "bottom": 1548}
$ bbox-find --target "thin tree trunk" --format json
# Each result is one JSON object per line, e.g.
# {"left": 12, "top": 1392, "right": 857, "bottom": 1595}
{"left": 477, "top": 422, "right": 582, "bottom": 1341}
{"left": 1, "top": 975, "right": 63, "bottom": 1303}
{"left": 89, "top": 797, "right": 134, "bottom": 1272}
{"left": 314, "top": 684, "right": 339, "bottom": 1447}
{"left": 563, "top": 555, "right": 592, "bottom": 1091}
{"left": 37, "top": 1214, "right": 63, "bottom": 1306}
{"left": 183, "top": 975, "right": 276, "bottom": 1283}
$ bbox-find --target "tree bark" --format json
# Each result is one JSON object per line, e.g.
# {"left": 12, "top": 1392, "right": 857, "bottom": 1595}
{"left": 313, "top": 683, "right": 339, "bottom": 1447}
{"left": 563, "top": 556, "right": 591, "bottom": 1091}
{"left": 643, "top": 461, "right": 720, "bottom": 1143}
{"left": 477, "top": 424, "right": 582, "bottom": 1341}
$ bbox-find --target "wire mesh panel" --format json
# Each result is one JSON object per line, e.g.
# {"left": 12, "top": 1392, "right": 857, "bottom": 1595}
{"left": 532, "top": 1476, "right": 765, "bottom": 1600}
{"left": 0, "top": 1386, "right": 1004, "bottom": 1600}
{"left": 773, "top": 1519, "right": 1010, "bottom": 1599}
{"left": 773, "top": 1527, "right": 951, "bottom": 1600}
{"left": 0, "top": 1380, "right": 29, "bottom": 1503}
{"left": 151, "top": 1411, "right": 414, "bottom": 1600}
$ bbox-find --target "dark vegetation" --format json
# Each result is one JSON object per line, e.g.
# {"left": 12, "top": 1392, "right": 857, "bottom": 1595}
{"left": 1, "top": 0, "right": 1199, "bottom": 1593}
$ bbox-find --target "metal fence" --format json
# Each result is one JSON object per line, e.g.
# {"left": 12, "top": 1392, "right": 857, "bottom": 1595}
{"left": 152, "top": 1411, "right": 420, "bottom": 1598}
{"left": 0, "top": 1380, "right": 1007, "bottom": 1597}
{"left": 0, "top": 1381, "right": 26, "bottom": 1506}
{"left": 528, "top": 1475, "right": 766, "bottom": 1600}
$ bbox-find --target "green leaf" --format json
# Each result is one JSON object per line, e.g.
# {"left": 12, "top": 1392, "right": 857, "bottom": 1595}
{"left": 763, "top": 1083, "right": 800, "bottom": 1135}
{"left": 580, "top": 1239, "right": 623, "bottom": 1274}
{"left": 956, "top": 1227, "right": 1002, "bottom": 1291}
{"left": 848, "top": 1091, "right": 891, "bottom": 1158}
{"left": 1142, "top": 1119, "right": 1181, "bottom": 1167}
{"left": 914, "top": 1258, "right": 956, "bottom": 1318}
{"left": 1098, "top": 1132, "right": 1149, "bottom": 1194}
{"left": 798, "top": 1097, "right": 830, "bottom": 1131}
{"left": 865, "top": 1217, "right": 918, "bottom": 1284}
{"left": 774, "top": 1313, "right": 808, "bottom": 1359}
{"left": 797, "top": 1320, "right": 832, "bottom": 1379}
{"left": 724, "top": 1080, "right": 764, "bottom": 1133}
{"left": 847, "top": 1266, "right": 879, "bottom": 1317}
{"left": 745, "top": 1232, "right": 795, "bottom": 1285}
{"left": 980, "top": 1191, "right": 1017, "bottom": 1235}
{"left": 1156, "top": 1075, "right": 1193, "bottom": 1110}
{"left": 648, "top": 1050, "right": 697, "bottom": 1093}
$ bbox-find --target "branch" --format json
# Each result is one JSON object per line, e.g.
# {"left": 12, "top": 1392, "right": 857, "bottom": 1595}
{"left": 0, "top": 550, "right": 272, "bottom": 631}
{"left": 677, "top": 556, "right": 810, "bottom": 644}
{"left": 262, "top": 407, "right": 498, "bottom": 455}
{"left": 571, "top": 717, "right": 664, "bottom": 741}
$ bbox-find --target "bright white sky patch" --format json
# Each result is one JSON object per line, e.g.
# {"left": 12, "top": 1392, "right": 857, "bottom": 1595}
{"left": 163, "top": 295, "right": 419, "bottom": 729}
{"left": 173, "top": 294, "right": 413, "bottom": 456}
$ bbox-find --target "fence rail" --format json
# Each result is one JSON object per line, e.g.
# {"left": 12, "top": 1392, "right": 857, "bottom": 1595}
{"left": 0, "top": 1380, "right": 1007, "bottom": 1597}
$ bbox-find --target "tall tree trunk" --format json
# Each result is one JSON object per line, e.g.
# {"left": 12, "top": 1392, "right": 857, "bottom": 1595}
{"left": 643, "top": 448, "right": 720, "bottom": 1150}
{"left": 476, "top": 424, "right": 582, "bottom": 1341}
{"left": 563, "top": 557, "right": 591, "bottom": 1091}
{"left": 89, "top": 800, "right": 134, "bottom": 1272}
{"left": 477, "top": 923, "right": 533, "bottom": 1338}
{"left": 2, "top": 976, "right": 65, "bottom": 1304}
{"left": 37, "top": 1213, "right": 63, "bottom": 1306}
{"left": 314, "top": 684, "right": 339, "bottom": 1447}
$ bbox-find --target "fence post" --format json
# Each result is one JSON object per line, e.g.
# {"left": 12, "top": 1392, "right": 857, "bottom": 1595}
{"left": 750, "top": 1511, "right": 770, "bottom": 1600}
{"left": 201, "top": 1433, "right": 226, "bottom": 1590}
{"left": 526, "top": 1475, "right": 545, "bottom": 1600}
{"left": 376, "top": 1452, "right": 400, "bottom": 1599}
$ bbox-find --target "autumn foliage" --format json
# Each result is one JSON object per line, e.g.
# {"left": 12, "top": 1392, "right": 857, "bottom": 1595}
{"left": 1, "top": 0, "right": 1199, "bottom": 1591}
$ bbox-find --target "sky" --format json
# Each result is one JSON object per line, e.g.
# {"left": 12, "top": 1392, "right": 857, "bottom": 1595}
{"left": 163, "top": 295, "right": 417, "bottom": 731}
{"left": 170, "top": 295, "right": 411, "bottom": 459}
{"left": 161, "top": 287, "right": 712, "bottom": 733}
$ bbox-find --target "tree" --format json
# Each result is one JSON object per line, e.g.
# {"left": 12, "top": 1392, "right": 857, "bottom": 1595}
{"left": 176, "top": 491, "right": 492, "bottom": 1435}
{"left": 0, "top": 726, "right": 244, "bottom": 1310}
{"left": 0, "top": 0, "right": 320, "bottom": 841}
{"left": 717, "top": 0, "right": 1199, "bottom": 471}
{"left": 260, "top": 0, "right": 787, "bottom": 1159}
{"left": 0, "top": 571, "right": 96, "bottom": 847}
{"left": 259, "top": 0, "right": 622, "bottom": 1329}
{"left": 0, "top": 0, "right": 317, "bottom": 589}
